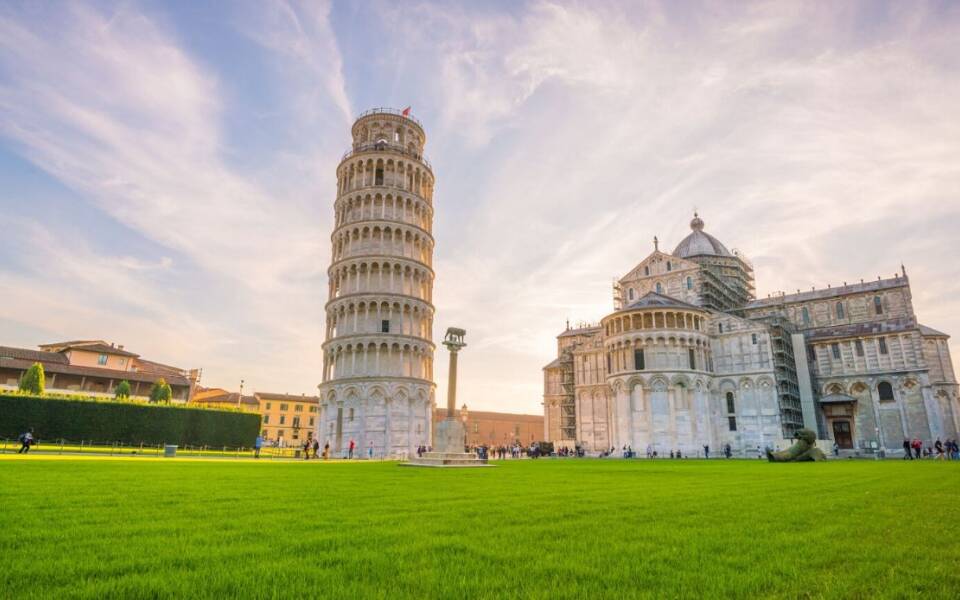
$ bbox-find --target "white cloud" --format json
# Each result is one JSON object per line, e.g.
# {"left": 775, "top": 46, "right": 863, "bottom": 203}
{"left": 397, "top": 0, "right": 960, "bottom": 412}
{"left": 0, "top": 1, "right": 350, "bottom": 394}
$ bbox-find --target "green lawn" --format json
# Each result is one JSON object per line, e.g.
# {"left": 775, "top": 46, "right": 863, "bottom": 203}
{"left": 1, "top": 457, "right": 957, "bottom": 599}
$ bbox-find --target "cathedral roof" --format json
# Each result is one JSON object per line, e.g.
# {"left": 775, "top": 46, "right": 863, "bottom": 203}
{"left": 623, "top": 292, "right": 703, "bottom": 311}
{"left": 557, "top": 326, "right": 601, "bottom": 338}
{"left": 747, "top": 276, "right": 907, "bottom": 308}
{"left": 918, "top": 324, "right": 949, "bottom": 338}
{"left": 672, "top": 213, "right": 733, "bottom": 259}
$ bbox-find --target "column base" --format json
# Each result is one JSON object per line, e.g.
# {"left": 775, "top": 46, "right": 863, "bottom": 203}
{"left": 403, "top": 451, "right": 492, "bottom": 467}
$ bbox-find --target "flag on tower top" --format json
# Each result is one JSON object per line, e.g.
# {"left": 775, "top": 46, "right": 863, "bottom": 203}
{"left": 401, "top": 106, "right": 411, "bottom": 116}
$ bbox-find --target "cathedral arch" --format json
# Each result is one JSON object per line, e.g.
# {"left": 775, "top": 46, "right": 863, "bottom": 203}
{"left": 825, "top": 382, "right": 846, "bottom": 395}
{"left": 877, "top": 381, "right": 895, "bottom": 402}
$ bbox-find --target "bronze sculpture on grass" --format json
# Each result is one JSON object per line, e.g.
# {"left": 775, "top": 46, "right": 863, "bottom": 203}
{"left": 766, "top": 429, "right": 827, "bottom": 462}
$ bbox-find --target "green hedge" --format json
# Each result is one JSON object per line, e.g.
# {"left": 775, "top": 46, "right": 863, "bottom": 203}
{"left": 0, "top": 394, "right": 261, "bottom": 447}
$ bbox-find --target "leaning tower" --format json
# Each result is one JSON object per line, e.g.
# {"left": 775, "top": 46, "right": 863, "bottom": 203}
{"left": 318, "top": 109, "right": 436, "bottom": 458}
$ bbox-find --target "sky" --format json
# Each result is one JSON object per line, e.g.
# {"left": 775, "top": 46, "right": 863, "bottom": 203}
{"left": 1, "top": 0, "right": 959, "bottom": 414}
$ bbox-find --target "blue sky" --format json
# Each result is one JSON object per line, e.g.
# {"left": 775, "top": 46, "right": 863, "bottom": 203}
{"left": 2, "top": 1, "right": 959, "bottom": 413}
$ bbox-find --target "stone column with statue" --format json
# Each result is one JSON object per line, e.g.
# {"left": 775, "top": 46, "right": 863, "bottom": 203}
{"left": 434, "top": 327, "right": 467, "bottom": 453}
{"left": 404, "top": 328, "right": 490, "bottom": 467}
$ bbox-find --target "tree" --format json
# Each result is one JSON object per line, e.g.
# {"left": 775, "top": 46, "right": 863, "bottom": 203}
{"left": 19, "top": 362, "right": 45, "bottom": 395}
{"left": 114, "top": 380, "right": 131, "bottom": 400}
{"left": 149, "top": 378, "right": 172, "bottom": 403}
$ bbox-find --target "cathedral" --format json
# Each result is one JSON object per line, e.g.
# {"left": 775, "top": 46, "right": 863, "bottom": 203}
{"left": 543, "top": 214, "right": 959, "bottom": 455}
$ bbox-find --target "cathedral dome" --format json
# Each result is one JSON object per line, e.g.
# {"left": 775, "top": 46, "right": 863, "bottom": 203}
{"left": 672, "top": 213, "right": 732, "bottom": 258}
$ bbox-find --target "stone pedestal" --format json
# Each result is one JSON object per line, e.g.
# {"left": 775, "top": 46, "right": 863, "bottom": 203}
{"left": 433, "top": 418, "right": 465, "bottom": 453}
{"left": 404, "top": 418, "right": 491, "bottom": 467}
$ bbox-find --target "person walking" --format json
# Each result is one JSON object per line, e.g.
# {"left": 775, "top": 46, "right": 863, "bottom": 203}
{"left": 368, "top": 441, "right": 374, "bottom": 459}
{"left": 348, "top": 438, "right": 355, "bottom": 459}
{"left": 911, "top": 438, "right": 922, "bottom": 459}
{"left": 323, "top": 442, "right": 330, "bottom": 460}
{"left": 312, "top": 438, "right": 320, "bottom": 459}
{"left": 17, "top": 429, "right": 34, "bottom": 454}
{"left": 302, "top": 438, "right": 312, "bottom": 460}
{"left": 902, "top": 439, "right": 912, "bottom": 460}
{"left": 703, "top": 445, "right": 709, "bottom": 459}
{"left": 254, "top": 435, "right": 263, "bottom": 459}
{"left": 934, "top": 438, "right": 945, "bottom": 460}
{"left": 833, "top": 442, "right": 839, "bottom": 457}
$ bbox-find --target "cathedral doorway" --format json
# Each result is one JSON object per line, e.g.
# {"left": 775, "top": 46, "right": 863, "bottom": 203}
{"left": 832, "top": 420, "right": 853, "bottom": 449}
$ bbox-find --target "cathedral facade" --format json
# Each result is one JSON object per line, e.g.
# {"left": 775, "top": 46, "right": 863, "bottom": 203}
{"left": 543, "top": 214, "right": 959, "bottom": 455}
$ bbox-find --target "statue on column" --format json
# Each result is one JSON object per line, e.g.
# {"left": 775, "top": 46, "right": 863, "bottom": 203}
{"left": 405, "top": 327, "right": 490, "bottom": 467}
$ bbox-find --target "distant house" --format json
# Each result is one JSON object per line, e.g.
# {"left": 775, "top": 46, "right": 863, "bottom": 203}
{"left": 254, "top": 392, "right": 319, "bottom": 446}
{"left": 0, "top": 340, "right": 199, "bottom": 402}
{"left": 191, "top": 387, "right": 258, "bottom": 411}
{"left": 189, "top": 389, "right": 320, "bottom": 447}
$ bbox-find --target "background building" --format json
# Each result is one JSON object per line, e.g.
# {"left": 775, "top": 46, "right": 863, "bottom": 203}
{"left": 545, "top": 215, "right": 959, "bottom": 455}
{"left": 0, "top": 340, "right": 198, "bottom": 402}
{"left": 317, "top": 108, "right": 436, "bottom": 457}
{"left": 256, "top": 392, "right": 319, "bottom": 446}
{"left": 432, "top": 406, "right": 543, "bottom": 448}
{"left": 189, "top": 389, "right": 319, "bottom": 447}
{"left": 191, "top": 387, "right": 257, "bottom": 411}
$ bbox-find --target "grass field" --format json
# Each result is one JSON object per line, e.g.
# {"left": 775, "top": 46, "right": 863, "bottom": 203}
{"left": 1, "top": 457, "right": 957, "bottom": 599}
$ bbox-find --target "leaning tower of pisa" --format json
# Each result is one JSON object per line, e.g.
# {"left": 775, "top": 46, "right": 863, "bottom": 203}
{"left": 318, "top": 109, "right": 436, "bottom": 458}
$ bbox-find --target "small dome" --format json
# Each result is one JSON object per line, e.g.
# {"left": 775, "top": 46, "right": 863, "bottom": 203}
{"left": 690, "top": 212, "right": 704, "bottom": 231}
{"left": 673, "top": 213, "right": 732, "bottom": 258}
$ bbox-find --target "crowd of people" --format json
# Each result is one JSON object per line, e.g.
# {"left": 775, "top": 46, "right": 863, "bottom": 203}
{"left": 13, "top": 426, "right": 960, "bottom": 461}
{"left": 465, "top": 443, "right": 540, "bottom": 459}
{"left": 902, "top": 437, "right": 959, "bottom": 460}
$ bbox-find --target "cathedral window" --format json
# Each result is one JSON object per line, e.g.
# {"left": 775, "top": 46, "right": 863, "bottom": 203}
{"left": 656, "top": 282, "right": 663, "bottom": 294}
{"left": 606, "top": 354, "right": 611, "bottom": 373}
{"left": 751, "top": 333, "right": 758, "bottom": 345}
{"left": 718, "top": 323, "right": 723, "bottom": 334}
{"left": 686, "top": 277, "right": 692, "bottom": 290}
{"left": 878, "top": 337, "right": 888, "bottom": 355}
{"left": 831, "top": 343, "right": 840, "bottom": 359}
{"left": 874, "top": 296, "right": 883, "bottom": 315}
{"left": 375, "top": 168, "right": 384, "bottom": 185}
{"left": 855, "top": 340, "right": 864, "bottom": 357}
{"left": 688, "top": 348, "right": 696, "bottom": 369}
{"left": 807, "top": 346, "right": 816, "bottom": 362}
{"left": 728, "top": 416, "right": 737, "bottom": 431}
{"left": 836, "top": 302, "right": 845, "bottom": 320}
{"left": 878, "top": 381, "right": 894, "bottom": 402}
{"left": 667, "top": 261, "right": 672, "bottom": 271}
{"left": 726, "top": 392, "right": 735, "bottom": 414}
{"left": 634, "top": 349, "right": 645, "bottom": 370}
{"left": 628, "top": 288, "right": 635, "bottom": 301}
{"left": 801, "top": 307, "right": 810, "bottom": 325}
{"left": 381, "top": 319, "right": 390, "bottom": 333}
{"left": 644, "top": 266, "right": 650, "bottom": 276}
